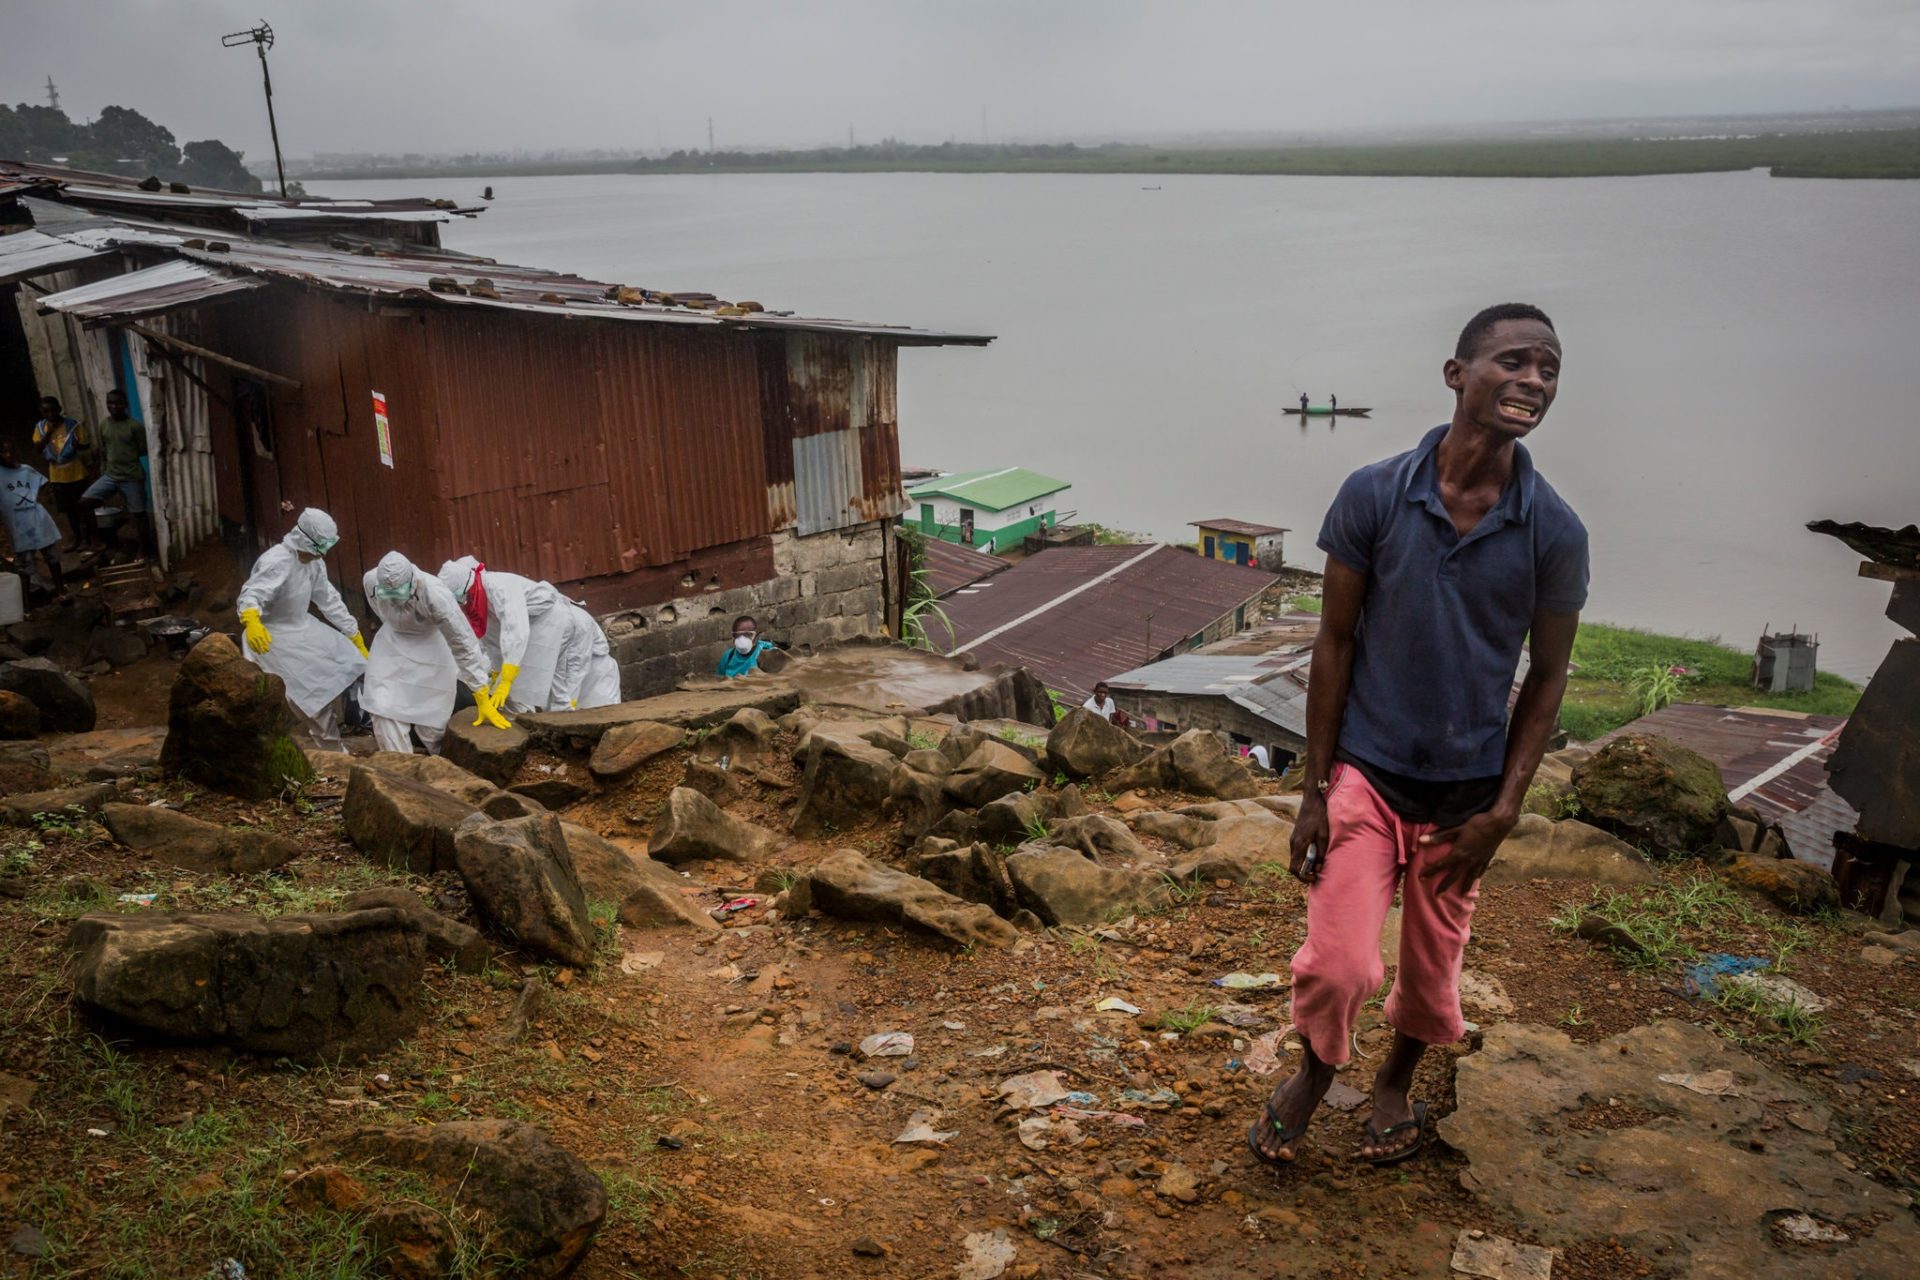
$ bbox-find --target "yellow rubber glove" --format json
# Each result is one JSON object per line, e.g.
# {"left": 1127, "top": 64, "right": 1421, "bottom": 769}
{"left": 472, "top": 686, "right": 512, "bottom": 731}
{"left": 493, "top": 662, "right": 520, "bottom": 708}
{"left": 239, "top": 608, "right": 272, "bottom": 655}
{"left": 350, "top": 632, "right": 370, "bottom": 660}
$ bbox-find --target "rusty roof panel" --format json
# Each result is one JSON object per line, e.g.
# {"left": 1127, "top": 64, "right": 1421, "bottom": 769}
{"left": 922, "top": 539, "right": 1011, "bottom": 598}
{"left": 941, "top": 545, "right": 1280, "bottom": 702}
{"left": 38, "top": 259, "right": 264, "bottom": 321}
{"left": 0, "top": 227, "right": 108, "bottom": 283}
{"left": 1191, "top": 518, "right": 1290, "bottom": 537}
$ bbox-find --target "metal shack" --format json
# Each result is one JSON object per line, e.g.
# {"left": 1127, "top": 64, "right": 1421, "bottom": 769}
{"left": 0, "top": 163, "right": 991, "bottom": 694}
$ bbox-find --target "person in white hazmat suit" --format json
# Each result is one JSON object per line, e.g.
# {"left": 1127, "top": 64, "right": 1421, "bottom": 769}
{"left": 235, "top": 508, "right": 368, "bottom": 752}
{"left": 435, "top": 556, "right": 571, "bottom": 716}
{"left": 361, "top": 551, "right": 509, "bottom": 753}
{"left": 548, "top": 602, "right": 622, "bottom": 711}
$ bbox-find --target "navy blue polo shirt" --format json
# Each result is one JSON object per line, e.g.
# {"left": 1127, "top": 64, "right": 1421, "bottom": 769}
{"left": 1317, "top": 424, "right": 1589, "bottom": 781}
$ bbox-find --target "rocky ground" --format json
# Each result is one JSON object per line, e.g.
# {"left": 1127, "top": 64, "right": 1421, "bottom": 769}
{"left": 0, "top": 633, "right": 1915, "bottom": 1280}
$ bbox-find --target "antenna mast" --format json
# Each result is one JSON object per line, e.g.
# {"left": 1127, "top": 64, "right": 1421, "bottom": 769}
{"left": 221, "top": 21, "right": 287, "bottom": 196}
{"left": 44, "top": 76, "right": 60, "bottom": 112}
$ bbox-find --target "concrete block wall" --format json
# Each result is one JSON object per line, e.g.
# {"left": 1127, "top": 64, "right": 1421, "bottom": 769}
{"left": 601, "top": 522, "right": 890, "bottom": 697}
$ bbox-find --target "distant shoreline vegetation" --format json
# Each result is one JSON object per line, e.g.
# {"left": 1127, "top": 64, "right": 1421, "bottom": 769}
{"left": 296, "top": 128, "right": 1920, "bottom": 182}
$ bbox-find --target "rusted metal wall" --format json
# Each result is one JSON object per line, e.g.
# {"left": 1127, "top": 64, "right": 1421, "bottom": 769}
{"left": 774, "top": 332, "right": 904, "bottom": 536}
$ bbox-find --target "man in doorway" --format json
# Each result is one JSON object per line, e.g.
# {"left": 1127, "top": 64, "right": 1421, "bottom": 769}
{"left": 78, "top": 389, "right": 157, "bottom": 562}
{"left": 31, "top": 396, "right": 95, "bottom": 552}
{"left": 1082, "top": 681, "right": 1129, "bottom": 727}
{"left": 1247, "top": 303, "right": 1586, "bottom": 1168}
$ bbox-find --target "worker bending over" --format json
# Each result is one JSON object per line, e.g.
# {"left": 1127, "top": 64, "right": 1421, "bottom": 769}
{"left": 236, "top": 508, "right": 367, "bottom": 752}
{"left": 436, "top": 556, "right": 570, "bottom": 715}
{"left": 362, "top": 551, "right": 506, "bottom": 753}
{"left": 550, "top": 602, "right": 621, "bottom": 710}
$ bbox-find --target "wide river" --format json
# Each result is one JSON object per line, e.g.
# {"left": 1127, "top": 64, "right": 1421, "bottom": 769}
{"left": 315, "top": 171, "right": 1917, "bottom": 681}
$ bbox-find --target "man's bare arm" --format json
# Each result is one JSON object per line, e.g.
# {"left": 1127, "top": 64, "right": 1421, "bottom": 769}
{"left": 1290, "top": 555, "right": 1367, "bottom": 881}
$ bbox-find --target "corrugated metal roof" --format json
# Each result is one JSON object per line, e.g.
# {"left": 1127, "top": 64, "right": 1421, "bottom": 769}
{"left": 1192, "top": 518, "right": 1290, "bottom": 537}
{"left": 1807, "top": 519, "right": 1920, "bottom": 569}
{"left": 941, "top": 544, "right": 1278, "bottom": 702}
{"left": 909, "top": 467, "right": 1070, "bottom": 509}
{"left": 1, "top": 160, "right": 477, "bottom": 224}
{"left": 1106, "top": 621, "right": 1316, "bottom": 739}
{"left": 0, "top": 227, "right": 107, "bottom": 283}
{"left": 37, "top": 259, "right": 264, "bottom": 321}
{"left": 922, "top": 538, "right": 1010, "bottom": 598}
{"left": 1593, "top": 703, "right": 1856, "bottom": 868}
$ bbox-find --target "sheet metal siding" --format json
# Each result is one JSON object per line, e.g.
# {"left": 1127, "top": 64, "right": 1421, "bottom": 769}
{"left": 129, "top": 311, "right": 218, "bottom": 566}
{"left": 780, "top": 334, "right": 906, "bottom": 535}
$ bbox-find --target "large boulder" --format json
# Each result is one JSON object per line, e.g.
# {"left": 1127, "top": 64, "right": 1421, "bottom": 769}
{"left": 440, "top": 717, "right": 530, "bottom": 788}
{"left": 508, "top": 768, "right": 591, "bottom": 810}
{"left": 1004, "top": 845, "right": 1166, "bottom": 926}
{"left": 805, "top": 848, "right": 1019, "bottom": 950}
{"left": 453, "top": 813, "right": 596, "bottom": 967}
{"left": 339, "top": 887, "right": 491, "bottom": 972}
{"left": 0, "top": 782, "right": 115, "bottom": 826}
{"left": 697, "top": 707, "right": 777, "bottom": 766}
{"left": 1108, "top": 729, "right": 1259, "bottom": 801}
{"left": 906, "top": 841, "right": 1018, "bottom": 915}
{"left": 1048, "top": 814, "right": 1147, "bottom": 862}
{"left": 564, "top": 824, "right": 718, "bottom": 933}
{"left": 68, "top": 908, "right": 426, "bottom": 1056}
{"left": 159, "top": 634, "right": 309, "bottom": 799}
{"left": 359, "top": 751, "right": 499, "bottom": 807}
{"left": 1165, "top": 814, "right": 1293, "bottom": 883}
{"left": 305, "top": 1121, "right": 606, "bottom": 1278}
{"left": 0, "top": 691, "right": 40, "bottom": 740}
{"left": 343, "top": 766, "right": 478, "bottom": 874}
{"left": 0, "top": 657, "right": 94, "bottom": 733}
{"left": 883, "top": 762, "right": 950, "bottom": 844}
{"left": 1720, "top": 854, "right": 1839, "bottom": 914}
{"left": 1045, "top": 708, "right": 1150, "bottom": 778}
{"left": 1573, "top": 733, "right": 1730, "bottom": 856}
{"left": 977, "top": 791, "right": 1049, "bottom": 847}
{"left": 647, "top": 786, "right": 777, "bottom": 865}
{"left": 45, "top": 726, "right": 166, "bottom": 781}
{"left": 100, "top": 802, "right": 301, "bottom": 874}
{"left": 941, "top": 739, "right": 1045, "bottom": 809}
{"left": 1485, "top": 814, "right": 1658, "bottom": 885}
{"left": 588, "top": 720, "right": 685, "bottom": 783}
{"left": 791, "top": 736, "right": 897, "bottom": 836}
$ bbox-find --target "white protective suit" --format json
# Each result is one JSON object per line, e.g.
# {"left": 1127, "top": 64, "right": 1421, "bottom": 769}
{"left": 235, "top": 509, "right": 366, "bottom": 751}
{"left": 436, "top": 557, "right": 570, "bottom": 714}
{"left": 362, "top": 551, "right": 490, "bottom": 754}
{"left": 549, "top": 603, "right": 621, "bottom": 711}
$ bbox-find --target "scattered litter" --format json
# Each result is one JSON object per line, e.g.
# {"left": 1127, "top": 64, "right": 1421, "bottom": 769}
{"left": 966, "top": 1044, "right": 1008, "bottom": 1059}
{"left": 893, "top": 1109, "right": 957, "bottom": 1145}
{"left": 941, "top": 1020, "right": 967, "bottom": 1031}
{"left": 1658, "top": 1069, "right": 1742, "bottom": 1097}
{"left": 1679, "top": 953, "right": 1770, "bottom": 999}
{"left": 1245, "top": 1028, "right": 1288, "bottom": 1076}
{"left": 1094, "top": 996, "right": 1141, "bottom": 1014}
{"left": 859, "top": 1032, "right": 915, "bottom": 1059}
{"left": 1052, "top": 1105, "right": 1146, "bottom": 1128}
{"left": 1215, "top": 1002, "right": 1267, "bottom": 1028}
{"left": 997, "top": 1070, "right": 1070, "bottom": 1110}
{"left": 1723, "top": 971, "right": 1829, "bottom": 1014}
{"left": 620, "top": 950, "right": 665, "bottom": 974}
{"left": 955, "top": 1227, "right": 1017, "bottom": 1280}
{"left": 1322, "top": 1081, "right": 1369, "bottom": 1112}
{"left": 717, "top": 896, "right": 758, "bottom": 915}
{"left": 703, "top": 962, "right": 741, "bottom": 981}
{"left": 1899, "top": 1060, "right": 1920, "bottom": 1080}
{"left": 1016, "top": 1112, "right": 1083, "bottom": 1150}
{"left": 372, "top": 1073, "right": 389, "bottom": 1085}
{"left": 1450, "top": 1229, "right": 1554, "bottom": 1279}
{"left": 1117, "top": 1086, "right": 1182, "bottom": 1109}
{"left": 86, "top": 1127, "right": 109, "bottom": 1137}
{"left": 1774, "top": 1212, "right": 1848, "bottom": 1245}
{"left": 116, "top": 893, "right": 158, "bottom": 907}
{"left": 1458, "top": 969, "right": 1516, "bottom": 1015}
{"left": 1062, "top": 1090, "right": 1100, "bottom": 1106}
{"left": 1211, "top": 972, "right": 1283, "bottom": 990}
{"left": 213, "top": 1261, "right": 248, "bottom": 1280}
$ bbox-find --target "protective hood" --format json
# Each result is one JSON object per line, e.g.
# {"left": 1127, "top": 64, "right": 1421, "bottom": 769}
{"left": 373, "top": 551, "right": 416, "bottom": 600}
{"left": 437, "top": 556, "right": 480, "bottom": 604}
{"left": 285, "top": 508, "right": 340, "bottom": 556}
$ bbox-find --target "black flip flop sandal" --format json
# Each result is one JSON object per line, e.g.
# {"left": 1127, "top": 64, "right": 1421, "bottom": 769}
{"left": 1246, "top": 1099, "right": 1311, "bottom": 1168}
{"left": 1361, "top": 1101, "right": 1429, "bottom": 1166}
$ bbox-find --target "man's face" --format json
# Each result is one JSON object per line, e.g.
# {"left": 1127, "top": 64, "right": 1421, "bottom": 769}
{"left": 106, "top": 392, "right": 127, "bottom": 417}
{"left": 1094, "top": 685, "right": 1109, "bottom": 701}
{"left": 1444, "top": 319, "right": 1561, "bottom": 440}
{"left": 0, "top": 440, "right": 16, "bottom": 468}
{"left": 733, "top": 620, "right": 756, "bottom": 640}
{"left": 40, "top": 400, "right": 59, "bottom": 421}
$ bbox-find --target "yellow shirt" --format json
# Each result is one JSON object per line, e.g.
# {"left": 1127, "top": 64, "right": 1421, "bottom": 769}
{"left": 32, "top": 417, "right": 91, "bottom": 484}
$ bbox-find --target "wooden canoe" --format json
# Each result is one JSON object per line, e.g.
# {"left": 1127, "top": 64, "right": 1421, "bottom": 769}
{"left": 1286, "top": 405, "right": 1372, "bottom": 418}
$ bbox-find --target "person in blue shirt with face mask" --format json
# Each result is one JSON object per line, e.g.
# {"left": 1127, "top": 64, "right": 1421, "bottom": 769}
{"left": 717, "top": 614, "right": 776, "bottom": 678}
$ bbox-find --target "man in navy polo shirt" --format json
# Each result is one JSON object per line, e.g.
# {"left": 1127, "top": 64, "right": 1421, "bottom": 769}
{"left": 1248, "top": 303, "right": 1587, "bottom": 1168}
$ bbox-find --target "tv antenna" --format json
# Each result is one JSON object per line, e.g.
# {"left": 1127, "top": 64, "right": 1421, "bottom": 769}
{"left": 44, "top": 76, "right": 60, "bottom": 112}
{"left": 221, "top": 21, "right": 287, "bottom": 196}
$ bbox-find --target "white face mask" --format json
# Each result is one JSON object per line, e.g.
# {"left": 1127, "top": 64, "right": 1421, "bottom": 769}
{"left": 734, "top": 634, "right": 755, "bottom": 654}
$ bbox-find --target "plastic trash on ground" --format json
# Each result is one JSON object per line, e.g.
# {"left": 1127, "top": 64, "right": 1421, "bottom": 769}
{"left": 1211, "top": 971, "right": 1283, "bottom": 990}
{"left": 1094, "top": 996, "right": 1141, "bottom": 1014}
{"left": 892, "top": 1109, "right": 957, "bottom": 1144}
{"left": 1450, "top": 1229, "right": 1554, "bottom": 1280}
{"left": 858, "top": 1031, "right": 915, "bottom": 1059}
{"left": 1679, "top": 953, "right": 1770, "bottom": 999}
{"left": 996, "top": 1070, "right": 1070, "bottom": 1110}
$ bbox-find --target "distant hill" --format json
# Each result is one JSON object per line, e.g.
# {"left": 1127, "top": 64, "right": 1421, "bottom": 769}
{"left": 0, "top": 102, "right": 261, "bottom": 192}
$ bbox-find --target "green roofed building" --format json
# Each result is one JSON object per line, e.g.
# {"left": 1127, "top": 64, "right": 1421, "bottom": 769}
{"left": 908, "top": 467, "right": 1071, "bottom": 553}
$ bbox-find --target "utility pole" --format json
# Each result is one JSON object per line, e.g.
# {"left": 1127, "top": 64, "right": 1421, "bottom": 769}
{"left": 981, "top": 104, "right": 988, "bottom": 144}
{"left": 848, "top": 124, "right": 855, "bottom": 151}
{"left": 708, "top": 117, "right": 715, "bottom": 154}
{"left": 221, "top": 22, "right": 287, "bottom": 196}
{"left": 44, "top": 76, "right": 60, "bottom": 112}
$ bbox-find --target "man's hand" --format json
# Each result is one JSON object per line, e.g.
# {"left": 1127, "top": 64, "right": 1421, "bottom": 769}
{"left": 1290, "top": 792, "right": 1329, "bottom": 884}
{"left": 1418, "top": 808, "right": 1519, "bottom": 896}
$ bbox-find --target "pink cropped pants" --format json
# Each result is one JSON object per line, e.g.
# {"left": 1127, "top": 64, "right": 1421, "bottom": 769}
{"left": 1288, "top": 762, "right": 1480, "bottom": 1065}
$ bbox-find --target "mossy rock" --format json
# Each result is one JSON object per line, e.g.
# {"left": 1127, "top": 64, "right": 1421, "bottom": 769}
{"left": 1571, "top": 732, "right": 1729, "bottom": 857}
{"left": 160, "top": 634, "right": 310, "bottom": 800}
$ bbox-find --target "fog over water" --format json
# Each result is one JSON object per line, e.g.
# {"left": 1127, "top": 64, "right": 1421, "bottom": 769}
{"left": 319, "top": 169, "right": 1919, "bottom": 681}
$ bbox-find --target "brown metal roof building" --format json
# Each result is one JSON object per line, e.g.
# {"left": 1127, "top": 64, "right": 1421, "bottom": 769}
{"left": 1, "top": 162, "right": 991, "bottom": 693}
{"left": 921, "top": 538, "right": 1010, "bottom": 599}
{"left": 941, "top": 544, "right": 1278, "bottom": 703}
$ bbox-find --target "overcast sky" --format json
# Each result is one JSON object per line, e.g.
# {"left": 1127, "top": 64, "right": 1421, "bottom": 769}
{"left": 5, "top": 0, "right": 1917, "bottom": 158}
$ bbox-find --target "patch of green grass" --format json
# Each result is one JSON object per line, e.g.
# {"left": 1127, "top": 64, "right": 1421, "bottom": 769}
{"left": 1158, "top": 1001, "right": 1219, "bottom": 1035}
{"left": 995, "top": 727, "right": 1044, "bottom": 751}
{"left": 588, "top": 897, "right": 621, "bottom": 962}
{"left": 1559, "top": 621, "right": 1861, "bottom": 742}
{"left": 1023, "top": 815, "right": 1051, "bottom": 844}
{"left": 601, "top": 1170, "right": 677, "bottom": 1231}
{"left": 1556, "top": 874, "right": 1836, "bottom": 975}
{"left": 905, "top": 729, "right": 941, "bottom": 752}
{"left": 2, "top": 839, "right": 40, "bottom": 876}
{"left": 1289, "top": 594, "right": 1323, "bottom": 615}
{"left": 1709, "top": 981, "right": 1824, "bottom": 1048}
